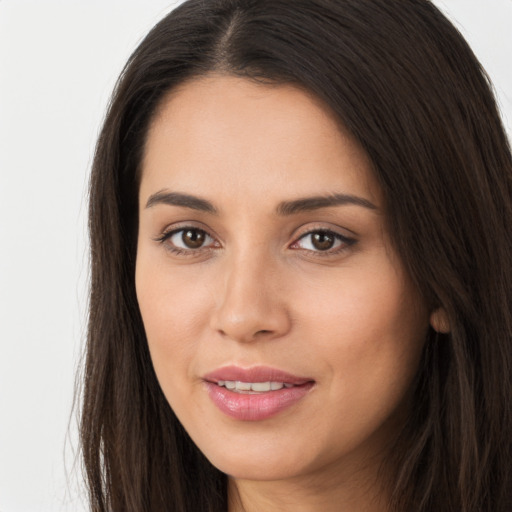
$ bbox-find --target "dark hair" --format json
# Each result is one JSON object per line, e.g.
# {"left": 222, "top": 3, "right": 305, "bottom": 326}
{"left": 81, "top": 0, "right": 512, "bottom": 510}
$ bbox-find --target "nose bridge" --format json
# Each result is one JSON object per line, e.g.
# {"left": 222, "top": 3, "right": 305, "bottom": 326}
{"left": 211, "top": 242, "right": 290, "bottom": 343}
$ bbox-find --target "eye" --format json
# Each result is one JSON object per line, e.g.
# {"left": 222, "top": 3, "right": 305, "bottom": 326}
{"left": 158, "top": 227, "right": 218, "bottom": 253}
{"left": 291, "top": 229, "right": 354, "bottom": 253}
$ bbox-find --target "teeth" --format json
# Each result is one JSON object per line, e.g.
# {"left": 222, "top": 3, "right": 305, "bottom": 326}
{"left": 217, "top": 381, "right": 291, "bottom": 392}
{"left": 251, "top": 382, "right": 271, "bottom": 392}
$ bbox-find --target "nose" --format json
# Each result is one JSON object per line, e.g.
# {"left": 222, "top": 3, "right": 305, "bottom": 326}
{"left": 209, "top": 251, "right": 291, "bottom": 343}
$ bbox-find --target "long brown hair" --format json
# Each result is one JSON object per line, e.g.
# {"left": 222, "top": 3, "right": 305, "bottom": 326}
{"left": 81, "top": 0, "right": 512, "bottom": 510}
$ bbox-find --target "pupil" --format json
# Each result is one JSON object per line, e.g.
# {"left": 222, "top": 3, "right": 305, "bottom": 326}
{"left": 183, "top": 229, "right": 205, "bottom": 249}
{"left": 312, "top": 232, "right": 334, "bottom": 251}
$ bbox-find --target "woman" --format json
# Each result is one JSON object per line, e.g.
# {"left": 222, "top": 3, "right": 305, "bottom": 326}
{"left": 81, "top": 0, "right": 512, "bottom": 510}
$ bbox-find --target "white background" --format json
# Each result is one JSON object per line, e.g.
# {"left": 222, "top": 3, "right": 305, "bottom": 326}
{"left": 0, "top": 1, "right": 510, "bottom": 511}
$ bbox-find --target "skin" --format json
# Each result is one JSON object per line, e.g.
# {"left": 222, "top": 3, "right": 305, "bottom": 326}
{"left": 136, "top": 75, "right": 432, "bottom": 511}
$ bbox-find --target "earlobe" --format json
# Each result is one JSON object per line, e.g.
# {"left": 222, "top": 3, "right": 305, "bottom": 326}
{"left": 430, "top": 308, "right": 450, "bottom": 333}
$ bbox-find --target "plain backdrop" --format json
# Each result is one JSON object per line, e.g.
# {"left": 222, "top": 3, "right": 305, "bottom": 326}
{"left": 0, "top": 1, "right": 510, "bottom": 511}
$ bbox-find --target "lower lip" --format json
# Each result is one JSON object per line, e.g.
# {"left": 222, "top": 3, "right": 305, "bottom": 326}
{"left": 204, "top": 382, "right": 314, "bottom": 421}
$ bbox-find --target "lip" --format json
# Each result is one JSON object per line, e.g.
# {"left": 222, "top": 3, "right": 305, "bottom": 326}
{"left": 203, "top": 365, "right": 315, "bottom": 421}
{"left": 203, "top": 365, "right": 312, "bottom": 385}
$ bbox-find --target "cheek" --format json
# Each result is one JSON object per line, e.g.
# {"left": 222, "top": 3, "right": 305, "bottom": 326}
{"left": 135, "top": 255, "right": 212, "bottom": 380}
{"left": 297, "top": 261, "right": 425, "bottom": 338}
{"left": 296, "top": 260, "right": 428, "bottom": 394}
{"left": 292, "top": 266, "right": 428, "bottom": 452}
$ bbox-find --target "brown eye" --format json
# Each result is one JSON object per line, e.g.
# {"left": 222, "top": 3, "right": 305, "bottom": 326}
{"left": 182, "top": 229, "right": 206, "bottom": 249}
{"left": 311, "top": 231, "right": 335, "bottom": 251}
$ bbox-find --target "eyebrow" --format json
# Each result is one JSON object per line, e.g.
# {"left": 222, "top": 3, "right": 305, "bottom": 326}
{"left": 276, "top": 193, "right": 377, "bottom": 215}
{"left": 145, "top": 191, "right": 217, "bottom": 213}
{"left": 145, "top": 190, "right": 377, "bottom": 215}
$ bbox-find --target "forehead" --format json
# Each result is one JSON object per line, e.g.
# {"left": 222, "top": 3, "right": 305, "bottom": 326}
{"left": 140, "top": 74, "right": 381, "bottom": 209}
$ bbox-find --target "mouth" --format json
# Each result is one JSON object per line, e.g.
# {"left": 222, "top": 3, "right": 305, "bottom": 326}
{"left": 203, "top": 365, "right": 313, "bottom": 391}
{"left": 203, "top": 366, "right": 315, "bottom": 421}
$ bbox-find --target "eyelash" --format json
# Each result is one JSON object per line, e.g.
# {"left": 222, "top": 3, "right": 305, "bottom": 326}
{"left": 155, "top": 226, "right": 356, "bottom": 258}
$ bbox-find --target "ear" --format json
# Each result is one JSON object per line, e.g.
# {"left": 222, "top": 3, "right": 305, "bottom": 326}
{"left": 430, "top": 308, "right": 450, "bottom": 334}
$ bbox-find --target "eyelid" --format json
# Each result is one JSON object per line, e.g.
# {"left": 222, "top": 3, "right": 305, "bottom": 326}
{"left": 293, "top": 221, "right": 357, "bottom": 237}
{"left": 155, "top": 220, "right": 218, "bottom": 240}
{"left": 291, "top": 222, "right": 356, "bottom": 242}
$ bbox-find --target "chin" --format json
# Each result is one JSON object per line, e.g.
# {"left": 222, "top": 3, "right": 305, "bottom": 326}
{"left": 187, "top": 429, "right": 301, "bottom": 480}
{"left": 208, "top": 451, "right": 304, "bottom": 481}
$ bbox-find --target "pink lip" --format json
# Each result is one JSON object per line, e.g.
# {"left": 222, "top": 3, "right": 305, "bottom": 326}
{"left": 203, "top": 366, "right": 315, "bottom": 421}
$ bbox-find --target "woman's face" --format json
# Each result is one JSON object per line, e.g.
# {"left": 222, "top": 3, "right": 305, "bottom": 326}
{"left": 136, "top": 75, "right": 430, "bottom": 485}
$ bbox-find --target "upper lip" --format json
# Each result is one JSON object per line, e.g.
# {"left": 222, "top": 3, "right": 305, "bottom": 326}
{"left": 203, "top": 365, "right": 314, "bottom": 385}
